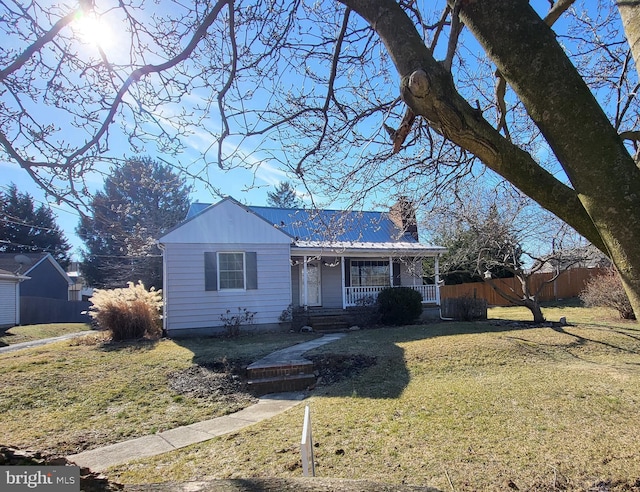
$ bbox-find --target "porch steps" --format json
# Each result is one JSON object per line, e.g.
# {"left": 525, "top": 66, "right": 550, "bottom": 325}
{"left": 245, "top": 334, "right": 347, "bottom": 396}
{"left": 309, "top": 314, "right": 351, "bottom": 332}
{"left": 246, "top": 361, "right": 316, "bottom": 395}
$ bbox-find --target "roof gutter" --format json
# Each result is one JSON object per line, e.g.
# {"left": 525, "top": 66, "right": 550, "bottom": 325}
{"left": 0, "top": 273, "right": 30, "bottom": 282}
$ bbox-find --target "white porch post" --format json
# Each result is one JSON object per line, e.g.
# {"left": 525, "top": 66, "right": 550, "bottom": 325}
{"left": 303, "top": 255, "right": 308, "bottom": 308}
{"left": 389, "top": 256, "right": 393, "bottom": 287}
{"left": 341, "top": 256, "right": 346, "bottom": 309}
{"left": 435, "top": 255, "right": 441, "bottom": 305}
{"left": 412, "top": 257, "right": 417, "bottom": 286}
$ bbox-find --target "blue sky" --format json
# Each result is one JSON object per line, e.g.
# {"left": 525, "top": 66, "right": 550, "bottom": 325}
{"left": 0, "top": 1, "right": 340, "bottom": 258}
{"left": 1, "top": 1, "right": 627, "bottom": 260}
{"left": 2, "top": 154, "right": 295, "bottom": 258}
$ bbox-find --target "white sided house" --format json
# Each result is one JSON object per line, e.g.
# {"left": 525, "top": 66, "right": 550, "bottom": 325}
{"left": 158, "top": 197, "right": 446, "bottom": 337}
{"left": 0, "top": 268, "right": 29, "bottom": 328}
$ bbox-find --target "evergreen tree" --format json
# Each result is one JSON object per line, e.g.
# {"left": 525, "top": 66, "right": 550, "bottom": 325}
{"left": 78, "top": 157, "right": 191, "bottom": 289}
{"left": 0, "top": 184, "right": 71, "bottom": 268}
{"left": 267, "top": 181, "right": 301, "bottom": 208}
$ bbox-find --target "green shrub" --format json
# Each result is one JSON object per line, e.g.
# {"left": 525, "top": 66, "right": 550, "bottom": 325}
{"left": 89, "top": 282, "right": 163, "bottom": 340}
{"left": 376, "top": 287, "right": 423, "bottom": 325}
{"left": 580, "top": 268, "right": 636, "bottom": 320}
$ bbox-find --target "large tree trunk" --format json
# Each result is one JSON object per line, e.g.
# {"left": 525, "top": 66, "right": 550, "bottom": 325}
{"left": 454, "top": 0, "right": 640, "bottom": 322}
{"left": 343, "top": 0, "right": 640, "bottom": 321}
{"left": 618, "top": 1, "right": 640, "bottom": 78}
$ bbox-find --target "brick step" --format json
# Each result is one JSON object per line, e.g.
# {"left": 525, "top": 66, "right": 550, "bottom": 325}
{"left": 247, "top": 373, "right": 316, "bottom": 395}
{"left": 307, "top": 308, "right": 347, "bottom": 316}
{"left": 311, "top": 323, "right": 350, "bottom": 333}
{"left": 309, "top": 316, "right": 351, "bottom": 332}
{"left": 246, "top": 362, "right": 314, "bottom": 380}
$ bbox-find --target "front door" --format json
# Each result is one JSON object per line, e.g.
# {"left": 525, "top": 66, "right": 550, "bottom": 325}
{"left": 300, "top": 261, "right": 322, "bottom": 306}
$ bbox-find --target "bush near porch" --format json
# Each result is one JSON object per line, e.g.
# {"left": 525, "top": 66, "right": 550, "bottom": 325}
{"left": 376, "top": 286, "right": 423, "bottom": 325}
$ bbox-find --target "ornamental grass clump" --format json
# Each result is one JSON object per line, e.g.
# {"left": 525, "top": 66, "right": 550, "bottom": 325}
{"left": 89, "top": 281, "right": 163, "bottom": 340}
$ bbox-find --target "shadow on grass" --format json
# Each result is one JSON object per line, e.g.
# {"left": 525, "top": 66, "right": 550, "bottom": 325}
{"left": 0, "top": 327, "right": 15, "bottom": 347}
{"left": 169, "top": 321, "right": 585, "bottom": 401}
{"left": 126, "top": 477, "right": 443, "bottom": 492}
{"left": 304, "top": 321, "right": 527, "bottom": 400}
{"left": 550, "top": 325, "right": 640, "bottom": 357}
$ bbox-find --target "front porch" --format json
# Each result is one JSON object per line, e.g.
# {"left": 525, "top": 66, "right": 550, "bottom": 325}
{"left": 291, "top": 254, "right": 441, "bottom": 309}
{"left": 344, "top": 284, "right": 438, "bottom": 306}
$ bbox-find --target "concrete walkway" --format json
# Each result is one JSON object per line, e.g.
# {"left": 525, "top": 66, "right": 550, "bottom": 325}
{"left": 247, "top": 333, "right": 346, "bottom": 370}
{"left": 67, "top": 333, "right": 346, "bottom": 472}
{"left": 0, "top": 331, "right": 94, "bottom": 354}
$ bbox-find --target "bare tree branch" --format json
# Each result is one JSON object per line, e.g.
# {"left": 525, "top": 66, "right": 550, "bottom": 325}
{"left": 442, "top": 0, "right": 463, "bottom": 72}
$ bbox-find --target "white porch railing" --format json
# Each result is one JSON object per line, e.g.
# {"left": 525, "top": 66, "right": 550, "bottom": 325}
{"left": 344, "top": 284, "right": 438, "bottom": 307}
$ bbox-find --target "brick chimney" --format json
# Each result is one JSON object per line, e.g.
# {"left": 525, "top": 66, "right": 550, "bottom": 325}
{"left": 389, "top": 197, "right": 418, "bottom": 241}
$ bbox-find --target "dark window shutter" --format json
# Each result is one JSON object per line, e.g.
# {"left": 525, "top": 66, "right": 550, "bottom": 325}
{"left": 246, "top": 252, "right": 258, "bottom": 290}
{"left": 393, "top": 261, "right": 401, "bottom": 286}
{"left": 344, "top": 258, "right": 351, "bottom": 286}
{"left": 204, "top": 252, "right": 217, "bottom": 291}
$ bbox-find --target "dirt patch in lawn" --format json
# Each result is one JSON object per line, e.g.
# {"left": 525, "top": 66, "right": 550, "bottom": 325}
{"left": 308, "top": 353, "right": 377, "bottom": 386}
{"left": 167, "top": 353, "right": 377, "bottom": 400}
{"left": 167, "top": 359, "right": 257, "bottom": 405}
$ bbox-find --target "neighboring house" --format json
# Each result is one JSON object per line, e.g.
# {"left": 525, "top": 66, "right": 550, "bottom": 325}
{"left": 529, "top": 245, "right": 612, "bottom": 274}
{"left": 0, "top": 253, "right": 73, "bottom": 300}
{"left": 0, "top": 268, "right": 29, "bottom": 328}
{"left": 158, "top": 197, "right": 446, "bottom": 337}
{"left": 67, "top": 261, "right": 94, "bottom": 301}
{"left": 0, "top": 253, "right": 90, "bottom": 325}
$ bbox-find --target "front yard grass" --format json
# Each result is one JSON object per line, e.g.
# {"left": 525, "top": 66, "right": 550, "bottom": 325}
{"left": 0, "top": 323, "right": 91, "bottom": 346}
{"left": 0, "top": 331, "right": 318, "bottom": 455}
{"left": 3, "top": 305, "right": 640, "bottom": 490}
{"left": 109, "top": 307, "right": 640, "bottom": 491}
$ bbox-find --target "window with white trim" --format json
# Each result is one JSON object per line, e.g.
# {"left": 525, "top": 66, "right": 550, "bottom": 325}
{"left": 218, "top": 252, "right": 245, "bottom": 289}
{"left": 349, "top": 260, "right": 390, "bottom": 287}
{"left": 204, "top": 251, "right": 258, "bottom": 291}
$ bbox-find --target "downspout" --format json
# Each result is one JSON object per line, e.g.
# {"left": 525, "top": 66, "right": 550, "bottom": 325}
{"left": 435, "top": 254, "right": 441, "bottom": 305}
{"left": 16, "top": 276, "right": 21, "bottom": 326}
{"left": 12, "top": 273, "right": 30, "bottom": 326}
{"left": 341, "top": 256, "right": 346, "bottom": 309}
{"left": 157, "top": 242, "right": 168, "bottom": 335}
{"left": 303, "top": 255, "right": 308, "bottom": 309}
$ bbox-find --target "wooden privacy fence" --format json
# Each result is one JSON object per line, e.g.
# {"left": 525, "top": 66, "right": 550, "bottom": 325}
{"left": 439, "top": 267, "right": 607, "bottom": 307}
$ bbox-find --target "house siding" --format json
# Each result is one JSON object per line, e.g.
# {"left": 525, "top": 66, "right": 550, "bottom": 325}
{"left": 21, "top": 260, "right": 69, "bottom": 300}
{"left": 0, "top": 280, "right": 19, "bottom": 327}
{"left": 163, "top": 242, "right": 292, "bottom": 335}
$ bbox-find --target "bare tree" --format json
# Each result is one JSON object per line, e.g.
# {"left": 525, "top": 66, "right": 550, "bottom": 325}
{"left": 429, "top": 188, "right": 601, "bottom": 322}
{"left": 2, "top": 1, "right": 640, "bottom": 318}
